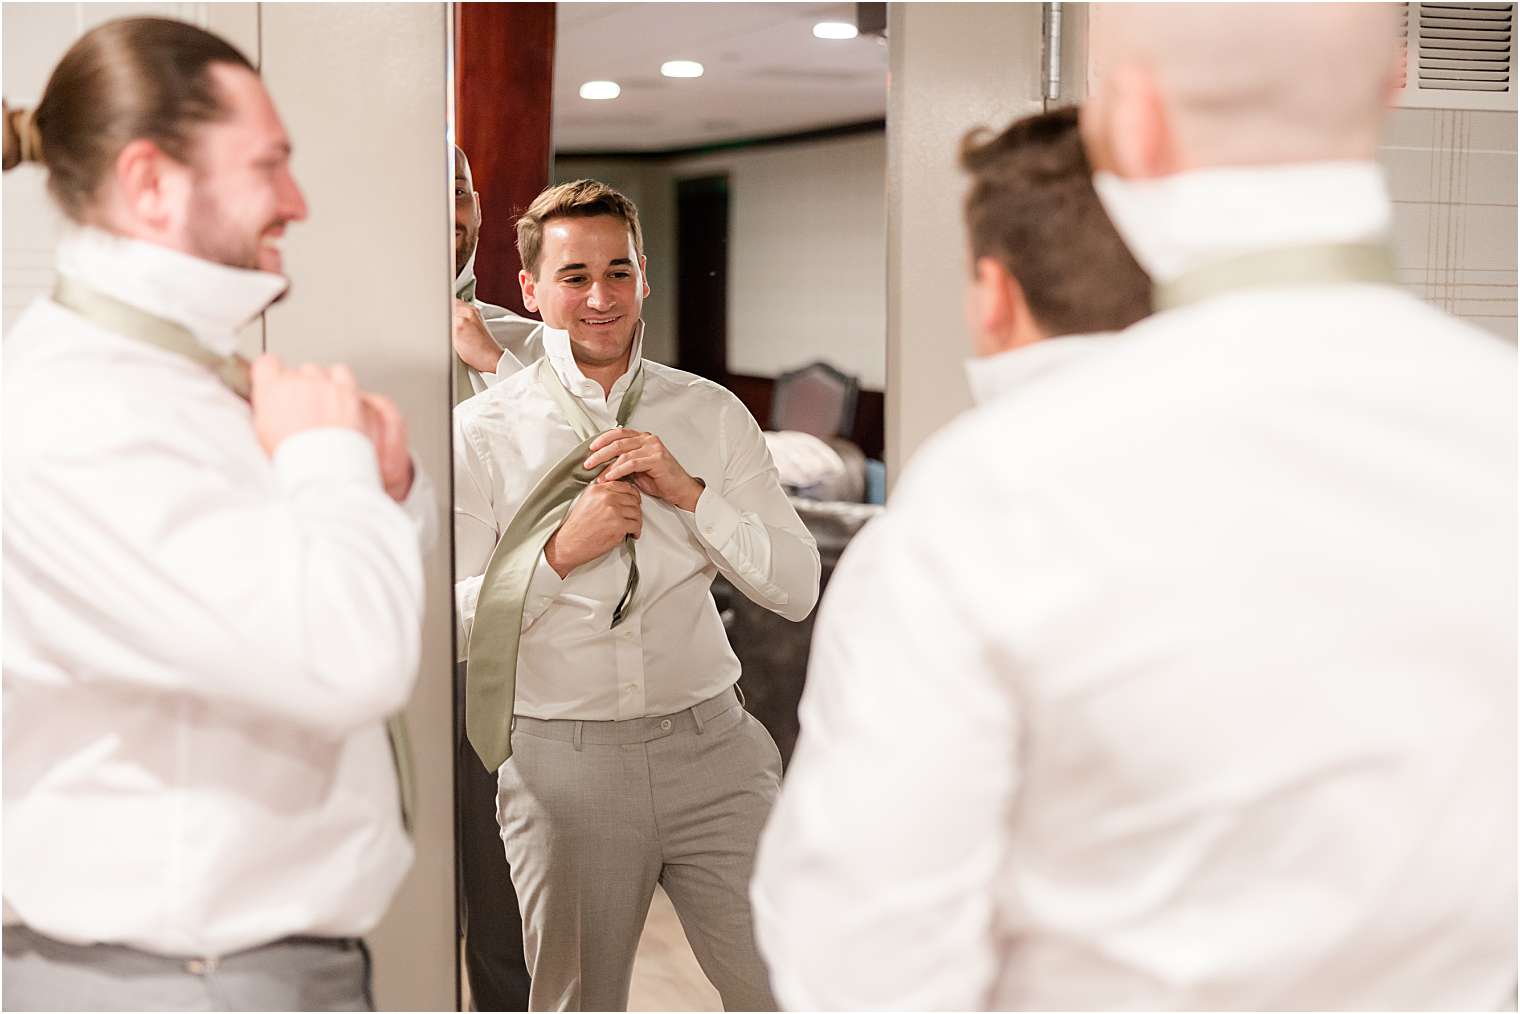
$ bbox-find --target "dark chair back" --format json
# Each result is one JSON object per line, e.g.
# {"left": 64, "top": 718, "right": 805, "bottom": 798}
{"left": 770, "top": 361, "right": 860, "bottom": 439}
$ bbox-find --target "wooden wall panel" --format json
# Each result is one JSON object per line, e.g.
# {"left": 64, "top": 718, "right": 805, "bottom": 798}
{"left": 455, "top": 2, "right": 555, "bottom": 316}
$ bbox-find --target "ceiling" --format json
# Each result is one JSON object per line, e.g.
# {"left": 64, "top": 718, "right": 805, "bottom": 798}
{"left": 552, "top": 3, "right": 889, "bottom": 153}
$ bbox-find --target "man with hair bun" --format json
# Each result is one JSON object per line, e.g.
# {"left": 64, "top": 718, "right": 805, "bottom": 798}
{"left": 755, "top": 5, "right": 1515, "bottom": 1010}
{"left": 3, "top": 17, "right": 430, "bottom": 1011}
{"left": 454, "top": 178, "right": 820, "bottom": 1011}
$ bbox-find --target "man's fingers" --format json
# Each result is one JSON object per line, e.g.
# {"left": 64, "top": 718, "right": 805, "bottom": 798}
{"left": 328, "top": 364, "right": 359, "bottom": 391}
{"left": 589, "top": 443, "right": 644, "bottom": 477}
{"left": 603, "top": 480, "right": 642, "bottom": 503}
{"left": 588, "top": 428, "right": 640, "bottom": 452}
{"left": 599, "top": 457, "right": 641, "bottom": 483}
{"left": 250, "top": 353, "right": 283, "bottom": 387}
{"left": 584, "top": 436, "right": 645, "bottom": 469}
{"left": 361, "top": 391, "right": 401, "bottom": 426}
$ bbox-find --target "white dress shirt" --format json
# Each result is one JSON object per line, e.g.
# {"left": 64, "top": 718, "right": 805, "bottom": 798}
{"left": 3, "top": 227, "right": 427, "bottom": 958}
{"left": 455, "top": 257, "right": 543, "bottom": 395}
{"left": 454, "top": 325, "right": 820, "bottom": 721}
{"left": 962, "top": 333, "right": 1111, "bottom": 407}
{"left": 752, "top": 162, "right": 1517, "bottom": 1010}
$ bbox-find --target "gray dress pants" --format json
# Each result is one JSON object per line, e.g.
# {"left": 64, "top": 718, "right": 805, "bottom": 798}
{"left": 496, "top": 686, "right": 780, "bottom": 1012}
{"left": 2, "top": 925, "right": 371, "bottom": 1011}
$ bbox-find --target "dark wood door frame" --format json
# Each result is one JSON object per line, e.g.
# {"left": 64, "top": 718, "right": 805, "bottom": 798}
{"left": 675, "top": 174, "right": 731, "bottom": 382}
{"left": 455, "top": 3, "right": 555, "bottom": 317}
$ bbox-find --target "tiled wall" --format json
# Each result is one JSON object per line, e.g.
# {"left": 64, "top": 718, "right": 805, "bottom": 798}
{"left": 1380, "top": 108, "right": 1518, "bottom": 342}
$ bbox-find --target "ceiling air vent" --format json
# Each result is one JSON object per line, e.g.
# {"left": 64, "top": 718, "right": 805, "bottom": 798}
{"left": 1396, "top": 2, "right": 1517, "bottom": 109}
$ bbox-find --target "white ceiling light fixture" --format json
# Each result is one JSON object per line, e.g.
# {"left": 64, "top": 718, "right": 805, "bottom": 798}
{"left": 579, "top": 80, "right": 621, "bottom": 100}
{"left": 813, "top": 21, "right": 858, "bottom": 40}
{"left": 661, "top": 59, "right": 705, "bottom": 78}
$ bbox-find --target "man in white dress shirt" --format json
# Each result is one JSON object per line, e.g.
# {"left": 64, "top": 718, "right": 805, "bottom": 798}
{"left": 753, "top": 5, "right": 1517, "bottom": 1010}
{"left": 454, "top": 179, "right": 820, "bottom": 1010}
{"left": 452, "top": 144, "right": 542, "bottom": 400}
{"left": 3, "top": 18, "right": 429, "bottom": 1011}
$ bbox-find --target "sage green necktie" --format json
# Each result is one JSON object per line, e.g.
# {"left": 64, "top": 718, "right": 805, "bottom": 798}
{"left": 465, "top": 356, "right": 645, "bottom": 771}
{"left": 1153, "top": 241, "right": 1397, "bottom": 311}
{"left": 52, "top": 276, "right": 417, "bottom": 835}
{"left": 54, "top": 276, "right": 254, "bottom": 398}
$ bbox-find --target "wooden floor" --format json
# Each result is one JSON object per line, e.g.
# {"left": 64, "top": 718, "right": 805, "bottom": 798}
{"left": 461, "top": 885, "right": 722, "bottom": 1011}
{"left": 629, "top": 886, "right": 723, "bottom": 1011}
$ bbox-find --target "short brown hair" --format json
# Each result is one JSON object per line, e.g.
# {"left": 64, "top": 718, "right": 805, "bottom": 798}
{"left": 960, "top": 107, "right": 1151, "bottom": 336}
{"left": 8, "top": 18, "right": 254, "bottom": 222}
{"left": 516, "top": 179, "right": 644, "bottom": 278}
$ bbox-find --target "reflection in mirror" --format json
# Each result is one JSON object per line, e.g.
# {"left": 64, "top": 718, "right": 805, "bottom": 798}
{"left": 451, "top": 3, "right": 886, "bottom": 1010}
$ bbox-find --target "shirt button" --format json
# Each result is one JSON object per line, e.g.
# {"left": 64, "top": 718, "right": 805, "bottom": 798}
{"left": 659, "top": 719, "right": 672, "bottom": 731}
{"left": 624, "top": 683, "right": 636, "bottom": 694}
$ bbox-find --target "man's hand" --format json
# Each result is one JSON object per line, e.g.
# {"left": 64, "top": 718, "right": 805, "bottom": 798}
{"left": 453, "top": 299, "right": 503, "bottom": 375}
{"left": 544, "top": 482, "right": 642, "bottom": 578}
{"left": 584, "top": 428, "right": 704, "bottom": 512}
{"left": 360, "top": 393, "right": 416, "bottom": 503}
{"left": 250, "top": 354, "right": 365, "bottom": 456}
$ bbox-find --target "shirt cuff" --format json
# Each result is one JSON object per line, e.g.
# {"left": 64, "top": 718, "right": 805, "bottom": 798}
{"left": 272, "top": 428, "right": 382, "bottom": 492}
{"left": 684, "top": 484, "right": 742, "bottom": 550}
{"left": 522, "top": 549, "right": 565, "bottom": 627}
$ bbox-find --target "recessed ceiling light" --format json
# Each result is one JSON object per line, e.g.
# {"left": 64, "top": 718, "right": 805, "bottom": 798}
{"left": 579, "top": 80, "right": 621, "bottom": 100}
{"left": 661, "top": 60, "right": 704, "bottom": 79}
{"left": 813, "top": 21, "right": 858, "bottom": 40}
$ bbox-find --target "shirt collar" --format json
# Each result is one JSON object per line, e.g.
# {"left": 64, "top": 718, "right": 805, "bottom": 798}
{"left": 455, "top": 249, "right": 477, "bottom": 301}
{"left": 543, "top": 321, "right": 646, "bottom": 405}
{"left": 55, "top": 226, "right": 288, "bottom": 357}
{"left": 964, "top": 333, "right": 1113, "bottom": 406}
{"left": 1092, "top": 161, "right": 1393, "bottom": 285}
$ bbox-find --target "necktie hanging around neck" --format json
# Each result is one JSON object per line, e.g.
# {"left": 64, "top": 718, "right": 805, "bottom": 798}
{"left": 465, "top": 356, "right": 646, "bottom": 771}
{"left": 52, "top": 275, "right": 417, "bottom": 835}
{"left": 53, "top": 276, "right": 254, "bottom": 399}
{"left": 1153, "top": 242, "right": 1397, "bottom": 312}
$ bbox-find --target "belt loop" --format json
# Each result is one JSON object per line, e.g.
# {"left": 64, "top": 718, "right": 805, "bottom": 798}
{"left": 573, "top": 721, "right": 584, "bottom": 751}
{"left": 691, "top": 705, "right": 706, "bottom": 735}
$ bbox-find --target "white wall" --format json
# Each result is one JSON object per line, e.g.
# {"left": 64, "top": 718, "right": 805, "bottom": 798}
{"left": 669, "top": 133, "right": 887, "bottom": 389}
{"left": 557, "top": 130, "right": 888, "bottom": 389}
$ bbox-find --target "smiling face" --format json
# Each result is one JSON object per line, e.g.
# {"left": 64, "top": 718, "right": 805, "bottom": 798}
{"left": 177, "top": 63, "right": 307, "bottom": 274}
{"left": 520, "top": 213, "right": 649, "bottom": 375}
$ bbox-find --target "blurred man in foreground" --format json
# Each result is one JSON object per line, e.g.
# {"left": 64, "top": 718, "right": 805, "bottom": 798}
{"left": 753, "top": 6, "right": 1516, "bottom": 1009}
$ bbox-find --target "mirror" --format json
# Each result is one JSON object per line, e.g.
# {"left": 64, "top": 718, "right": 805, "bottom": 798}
{"left": 450, "top": 3, "right": 887, "bottom": 1009}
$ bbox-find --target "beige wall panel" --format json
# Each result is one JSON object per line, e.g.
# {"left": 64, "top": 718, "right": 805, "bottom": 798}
{"left": 885, "top": 2, "right": 1044, "bottom": 483}
{"left": 259, "top": 4, "right": 455, "bottom": 1010}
